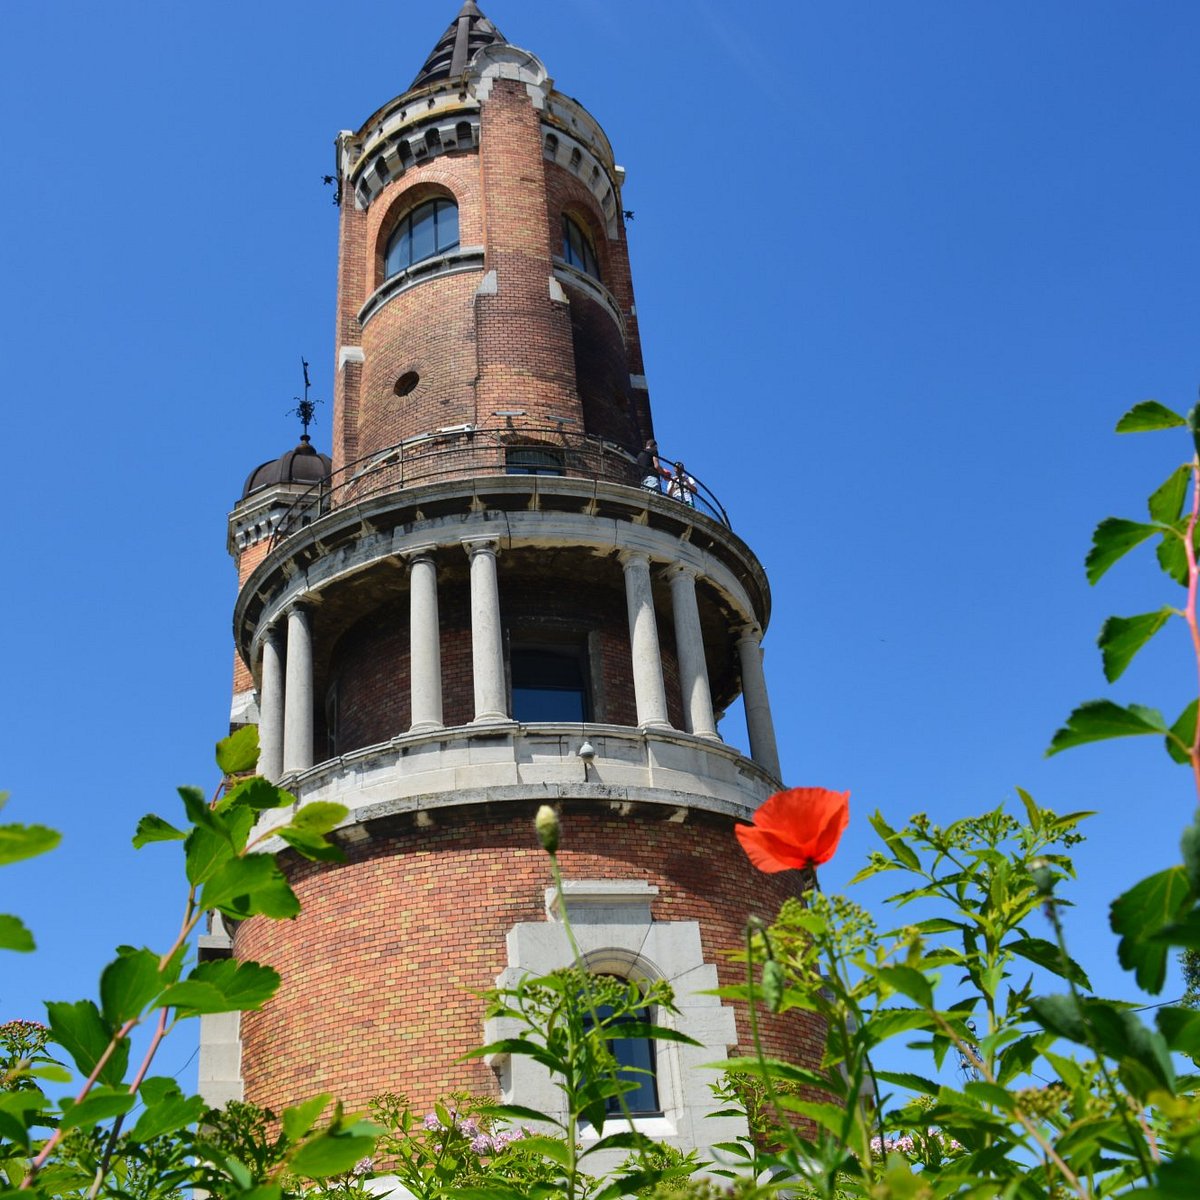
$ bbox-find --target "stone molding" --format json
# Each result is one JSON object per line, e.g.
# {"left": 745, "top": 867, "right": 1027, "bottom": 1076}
{"left": 252, "top": 723, "right": 774, "bottom": 842}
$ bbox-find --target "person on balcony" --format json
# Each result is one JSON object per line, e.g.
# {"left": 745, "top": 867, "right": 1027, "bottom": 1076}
{"left": 637, "top": 439, "right": 672, "bottom": 492}
{"left": 667, "top": 461, "right": 697, "bottom": 507}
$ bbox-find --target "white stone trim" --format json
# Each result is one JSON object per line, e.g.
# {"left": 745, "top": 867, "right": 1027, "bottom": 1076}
{"left": 252, "top": 723, "right": 775, "bottom": 841}
{"left": 338, "top": 345, "right": 365, "bottom": 371}
{"left": 349, "top": 104, "right": 482, "bottom": 211}
{"left": 541, "top": 124, "right": 620, "bottom": 236}
{"left": 485, "top": 882, "right": 746, "bottom": 1171}
{"left": 469, "top": 45, "right": 551, "bottom": 110}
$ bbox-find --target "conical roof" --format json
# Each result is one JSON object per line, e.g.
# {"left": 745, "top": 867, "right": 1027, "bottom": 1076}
{"left": 409, "top": 1, "right": 507, "bottom": 89}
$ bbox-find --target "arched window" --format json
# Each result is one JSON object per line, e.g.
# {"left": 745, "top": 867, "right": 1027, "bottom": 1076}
{"left": 505, "top": 445, "right": 564, "bottom": 476}
{"left": 584, "top": 985, "right": 660, "bottom": 1116}
{"left": 385, "top": 198, "right": 459, "bottom": 278}
{"left": 562, "top": 214, "right": 600, "bottom": 281}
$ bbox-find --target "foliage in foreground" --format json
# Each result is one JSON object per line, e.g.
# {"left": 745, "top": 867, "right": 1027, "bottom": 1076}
{"left": 3, "top": 399, "right": 1200, "bottom": 1196}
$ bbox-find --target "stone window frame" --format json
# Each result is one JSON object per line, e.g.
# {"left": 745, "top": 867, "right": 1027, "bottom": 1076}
{"left": 485, "top": 880, "right": 747, "bottom": 1169}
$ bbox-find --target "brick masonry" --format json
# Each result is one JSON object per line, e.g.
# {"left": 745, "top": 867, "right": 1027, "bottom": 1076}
{"left": 234, "top": 804, "right": 824, "bottom": 1116}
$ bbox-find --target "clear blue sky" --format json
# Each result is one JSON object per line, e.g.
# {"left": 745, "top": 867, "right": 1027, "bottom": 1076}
{"left": 3, "top": 1, "right": 1199, "bottom": 1090}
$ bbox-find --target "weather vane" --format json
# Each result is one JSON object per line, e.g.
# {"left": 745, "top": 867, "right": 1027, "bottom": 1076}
{"left": 287, "top": 357, "right": 323, "bottom": 441}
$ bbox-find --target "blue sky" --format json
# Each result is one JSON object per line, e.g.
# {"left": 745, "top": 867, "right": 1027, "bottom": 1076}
{"left": 3, "top": 0, "right": 1200, "bottom": 1090}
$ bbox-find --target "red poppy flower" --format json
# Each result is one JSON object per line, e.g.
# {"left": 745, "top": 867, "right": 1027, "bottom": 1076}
{"left": 735, "top": 787, "right": 850, "bottom": 873}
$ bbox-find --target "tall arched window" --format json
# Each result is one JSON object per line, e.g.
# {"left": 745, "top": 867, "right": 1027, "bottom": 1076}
{"left": 385, "top": 198, "right": 459, "bottom": 278}
{"left": 562, "top": 214, "right": 600, "bottom": 281}
{"left": 584, "top": 987, "right": 660, "bottom": 1116}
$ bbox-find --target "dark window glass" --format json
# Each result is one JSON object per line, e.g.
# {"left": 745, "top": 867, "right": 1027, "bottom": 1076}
{"left": 562, "top": 214, "right": 600, "bottom": 281}
{"left": 511, "top": 647, "right": 587, "bottom": 722}
{"left": 385, "top": 199, "right": 460, "bottom": 278}
{"left": 586, "top": 999, "right": 660, "bottom": 1116}
{"left": 506, "top": 446, "right": 564, "bottom": 476}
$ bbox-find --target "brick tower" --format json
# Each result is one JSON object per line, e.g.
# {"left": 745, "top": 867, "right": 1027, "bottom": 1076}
{"left": 203, "top": 2, "right": 813, "bottom": 1166}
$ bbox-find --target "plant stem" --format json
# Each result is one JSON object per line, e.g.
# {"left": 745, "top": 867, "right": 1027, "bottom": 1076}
{"left": 1183, "top": 455, "right": 1200, "bottom": 802}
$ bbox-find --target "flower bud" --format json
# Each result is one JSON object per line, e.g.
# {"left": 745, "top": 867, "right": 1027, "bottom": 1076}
{"left": 535, "top": 805, "right": 560, "bottom": 855}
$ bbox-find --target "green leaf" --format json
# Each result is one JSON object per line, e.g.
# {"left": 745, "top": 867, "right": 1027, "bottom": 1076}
{"left": 1005, "top": 936, "right": 1091, "bottom": 989}
{"left": 59, "top": 1087, "right": 137, "bottom": 1130}
{"left": 859, "top": 1007, "right": 937, "bottom": 1048}
{"left": 1168, "top": 701, "right": 1199, "bottom": 765}
{"left": 1047, "top": 699, "right": 1168, "bottom": 756}
{"left": 872, "top": 1069, "right": 941, "bottom": 1094}
{"left": 1086, "top": 517, "right": 1161, "bottom": 584}
{"left": 1110, "top": 866, "right": 1194, "bottom": 993}
{"left": 1115, "top": 400, "right": 1187, "bottom": 433}
{"left": 178, "top": 785, "right": 219, "bottom": 831}
{"left": 874, "top": 965, "right": 933, "bottom": 1009}
{"left": 45, "top": 999, "right": 129, "bottom": 1086}
{"left": 1183, "top": 812, "right": 1200, "bottom": 892}
{"left": 1157, "top": 1007, "right": 1200, "bottom": 1058}
{"left": 129, "top": 1088, "right": 206, "bottom": 1141}
{"left": 217, "top": 776, "right": 295, "bottom": 814}
{"left": 291, "top": 802, "right": 349, "bottom": 833}
{"left": 184, "top": 824, "right": 236, "bottom": 887}
{"left": 1028, "top": 993, "right": 1087, "bottom": 1042}
{"left": 1098, "top": 608, "right": 1174, "bottom": 682}
{"left": 100, "top": 947, "right": 164, "bottom": 1025}
{"left": 200, "top": 854, "right": 300, "bottom": 919}
{"left": 1149, "top": 464, "right": 1192, "bottom": 523}
{"left": 963, "top": 1080, "right": 1016, "bottom": 1111}
{"left": 287, "top": 1127, "right": 381, "bottom": 1179}
{"left": 0, "top": 913, "right": 35, "bottom": 952}
{"left": 132, "top": 814, "right": 186, "bottom": 848}
{"left": 283, "top": 1094, "right": 331, "bottom": 1142}
{"left": 216, "top": 725, "right": 260, "bottom": 775}
{"left": 1190, "top": 404, "right": 1200, "bottom": 459}
{"left": 161, "top": 959, "right": 281, "bottom": 1015}
{"left": 0, "top": 823, "right": 61, "bottom": 866}
{"left": 277, "top": 826, "right": 346, "bottom": 864}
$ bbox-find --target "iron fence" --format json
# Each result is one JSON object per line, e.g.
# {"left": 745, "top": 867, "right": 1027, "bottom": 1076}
{"left": 267, "top": 425, "right": 729, "bottom": 548}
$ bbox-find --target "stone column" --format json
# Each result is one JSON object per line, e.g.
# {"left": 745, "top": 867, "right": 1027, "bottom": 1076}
{"left": 283, "top": 605, "right": 314, "bottom": 774}
{"left": 258, "top": 625, "right": 285, "bottom": 781}
{"left": 620, "top": 550, "right": 670, "bottom": 729}
{"left": 408, "top": 548, "right": 443, "bottom": 732}
{"left": 736, "top": 625, "right": 781, "bottom": 780}
{"left": 465, "top": 539, "right": 508, "bottom": 722}
{"left": 668, "top": 567, "right": 718, "bottom": 739}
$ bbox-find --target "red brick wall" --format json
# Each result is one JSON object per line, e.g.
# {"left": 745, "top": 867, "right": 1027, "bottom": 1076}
{"left": 234, "top": 805, "right": 822, "bottom": 1117}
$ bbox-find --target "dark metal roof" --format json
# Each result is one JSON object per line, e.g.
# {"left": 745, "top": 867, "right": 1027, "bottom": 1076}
{"left": 242, "top": 437, "right": 332, "bottom": 499}
{"left": 409, "top": 2, "right": 507, "bottom": 90}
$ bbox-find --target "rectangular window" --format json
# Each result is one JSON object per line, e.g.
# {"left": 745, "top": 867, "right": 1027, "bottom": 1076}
{"left": 511, "top": 645, "right": 589, "bottom": 723}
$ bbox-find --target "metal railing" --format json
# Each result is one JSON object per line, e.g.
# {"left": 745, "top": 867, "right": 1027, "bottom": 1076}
{"left": 267, "top": 425, "right": 730, "bottom": 548}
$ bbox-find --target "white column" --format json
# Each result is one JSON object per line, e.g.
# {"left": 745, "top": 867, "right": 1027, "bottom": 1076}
{"left": 258, "top": 625, "right": 285, "bottom": 781}
{"left": 465, "top": 538, "right": 508, "bottom": 722}
{"left": 736, "top": 625, "right": 781, "bottom": 780}
{"left": 668, "top": 566, "right": 718, "bottom": 739}
{"left": 620, "top": 550, "right": 670, "bottom": 729}
{"left": 408, "top": 549, "right": 443, "bottom": 732}
{"left": 283, "top": 604, "right": 314, "bottom": 774}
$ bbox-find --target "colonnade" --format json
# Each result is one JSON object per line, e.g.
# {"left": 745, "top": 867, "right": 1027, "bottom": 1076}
{"left": 255, "top": 539, "right": 781, "bottom": 782}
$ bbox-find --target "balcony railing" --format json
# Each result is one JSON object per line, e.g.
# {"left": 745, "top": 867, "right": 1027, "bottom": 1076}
{"left": 267, "top": 425, "right": 730, "bottom": 547}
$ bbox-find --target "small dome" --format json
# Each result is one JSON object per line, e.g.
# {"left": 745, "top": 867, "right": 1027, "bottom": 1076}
{"left": 242, "top": 437, "right": 332, "bottom": 499}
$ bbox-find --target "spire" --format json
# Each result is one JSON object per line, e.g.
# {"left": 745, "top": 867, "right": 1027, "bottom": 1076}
{"left": 409, "top": 2, "right": 507, "bottom": 90}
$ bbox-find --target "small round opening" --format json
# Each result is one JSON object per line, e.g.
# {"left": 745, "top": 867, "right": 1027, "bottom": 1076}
{"left": 394, "top": 371, "right": 419, "bottom": 398}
